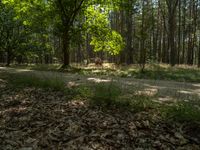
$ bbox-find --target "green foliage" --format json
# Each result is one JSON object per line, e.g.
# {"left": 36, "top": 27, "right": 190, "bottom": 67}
{"left": 90, "top": 30, "right": 124, "bottom": 55}
{"left": 0, "top": 3, "right": 23, "bottom": 50}
{"left": 0, "top": 0, "right": 52, "bottom": 64}
{"left": 162, "top": 100, "right": 200, "bottom": 122}
{"left": 84, "top": 5, "right": 124, "bottom": 55}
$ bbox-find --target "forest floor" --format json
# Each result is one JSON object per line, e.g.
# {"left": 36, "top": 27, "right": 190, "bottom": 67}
{"left": 0, "top": 66, "right": 200, "bottom": 149}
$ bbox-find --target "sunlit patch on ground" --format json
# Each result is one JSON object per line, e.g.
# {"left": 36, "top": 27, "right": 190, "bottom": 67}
{"left": 135, "top": 88, "right": 158, "bottom": 97}
{"left": 157, "top": 96, "right": 175, "bottom": 103}
{"left": 87, "top": 77, "right": 112, "bottom": 83}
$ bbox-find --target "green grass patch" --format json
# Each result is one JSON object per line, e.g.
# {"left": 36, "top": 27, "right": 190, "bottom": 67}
{"left": 78, "top": 64, "right": 200, "bottom": 83}
{"left": 162, "top": 100, "right": 200, "bottom": 123}
{"left": 11, "top": 64, "right": 61, "bottom": 72}
{"left": 10, "top": 63, "right": 200, "bottom": 83}
{"left": 89, "top": 82, "right": 122, "bottom": 107}
{"left": 85, "top": 81, "right": 157, "bottom": 112}
{"left": 4, "top": 72, "right": 66, "bottom": 91}
{"left": 131, "top": 64, "right": 200, "bottom": 82}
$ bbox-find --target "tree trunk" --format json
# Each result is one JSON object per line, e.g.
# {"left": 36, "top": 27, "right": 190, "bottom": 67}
{"left": 198, "top": 39, "right": 200, "bottom": 68}
{"left": 126, "top": 1, "right": 133, "bottom": 65}
{"left": 181, "top": 0, "right": 186, "bottom": 64}
{"left": 166, "top": 0, "right": 178, "bottom": 66}
{"left": 140, "top": 0, "right": 146, "bottom": 72}
{"left": 62, "top": 32, "right": 70, "bottom": 67}
{"left": 177, "top": 0, "right": 181, "bottom": 64}
{"left": 6, "top": 49, "right": 11, "bottom": 66}
{"left": 168, "top": 15, "right": 176, "bottom": 66}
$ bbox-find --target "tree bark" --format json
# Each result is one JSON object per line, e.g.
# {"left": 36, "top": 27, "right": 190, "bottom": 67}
{"left": 166, "top": 0, "right": 179, "bottom": 66}
{"left": 6, "top": 49, "right": 11, "bottom": 66}
{"left": 126, "top": 1, "right": 133, "bottom": 64}
{"left": 198, "top": 39, "right": 200, "bottom": 68}
{"left": 62, "top": 31, "right": 70, "bottom": 67}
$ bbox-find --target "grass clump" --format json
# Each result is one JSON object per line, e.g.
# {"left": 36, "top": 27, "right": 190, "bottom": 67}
{"left": 162, "top": 101, "right": 200, "bottom": 122}
{"left": 88, "top": 81, "right": 157, "bottom": 112}
{"left": 130, "top": 95, "right": 157, "bottom": 112}
{"left": 132, "top": 64, "right": 200, "bottom": 82}
{"left": 11, "top": 64, "right": 61, "bottom": 72}
{"left": 6, "top": 73, "right": 66, "bottom": 91}
{"left": 90, "top": 82, "right": 122, "bottom": 107}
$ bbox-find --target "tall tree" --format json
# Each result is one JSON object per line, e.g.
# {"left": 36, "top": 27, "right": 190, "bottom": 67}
{"left": 52, "top": 0, "right": 85, "bottom": 67}
{"left": 166, "top": 0, "right": 179, "bottom": 66}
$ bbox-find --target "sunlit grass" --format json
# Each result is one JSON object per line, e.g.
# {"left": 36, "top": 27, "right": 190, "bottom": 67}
{"left": 10, "top": 63, "right": 200, "bottom": 83}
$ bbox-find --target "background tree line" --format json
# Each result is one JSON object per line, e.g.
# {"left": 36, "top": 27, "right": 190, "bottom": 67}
{"left": 0, "top": 0, "right": 200, "bottom": 67}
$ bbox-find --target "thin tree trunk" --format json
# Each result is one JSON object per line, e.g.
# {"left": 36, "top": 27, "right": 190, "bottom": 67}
{"left": 126, "top": 0, "right": 133, "bottom": 64}
{"left": 140, "top": 0, "right": 146, "bottom": 72}
{"left": 6, "top": 49, "right": 11, "bottom": 66}
{"left": 62, "top": 31, "right": 70, "bottom": 67}
{"left": 198, "top": 39, "right": 200, "bottom": 67}
{"left": 177, "top": 0, "right": 181, "bottom": 64}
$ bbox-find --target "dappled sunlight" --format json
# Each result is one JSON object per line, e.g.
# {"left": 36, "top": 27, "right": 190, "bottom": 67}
{"left": 55, "top": 100, "right": 87, "bottom": 113}
{"left": 87, "top": 77, "right": 112, "bottom": 83}
{"left": 157, "top": 96, "right": 175, "bottom": 103}
{"left": 92, "top": 69, "right": 106, "bottom": 73}
{"left": 0, "top": 67, "right": 34, "bottom": 73}
{"left": 1, "top": 67, "right": 200, "bottom": 149}
{"left": 67, "top": 81, "right": 80, "bottom": 88}
{"left": 193, "top": 89, "right": 200, "bottom": 96}
{"left": 192, "top": 83, "right": 200, "bottom": 88}
{"left": 0, "top": 78, "right": 7, "bottom": 88}
{"left": 66, "top": 100, "right": 87, "bottom": 108}
{"left": 0, "top": 106, "right": 27, "bottom": 116}
{"left": 102, "top": 63, "right": 116, "bottom": 69}
{"left": 178, "top": 90, "right": 193, "bottom": 95}
{"left": 135, "top": 88, "right": 158, "bottom": 97}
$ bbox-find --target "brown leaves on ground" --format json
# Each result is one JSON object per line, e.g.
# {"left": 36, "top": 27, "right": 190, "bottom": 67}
{"left": 0, "top": 83, "right": 200, "bottom": 150}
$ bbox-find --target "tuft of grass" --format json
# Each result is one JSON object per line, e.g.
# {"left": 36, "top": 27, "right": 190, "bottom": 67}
{"left": 130, "top": 95, "right": 158, "bottom": 112}
{"left": 90, "top": 82, "right": 122, "bottom": 107}
{"left": 11, "top": 64, "right": 61, "bottom": 72}
{"left": 162, "top": 101, "right": 200, "bottom": 122}
{"left": 88, "top": 81, "right": 157, "bottom": 112}
{"left": 6, "top": 73, "right": 66, "bottom": 91}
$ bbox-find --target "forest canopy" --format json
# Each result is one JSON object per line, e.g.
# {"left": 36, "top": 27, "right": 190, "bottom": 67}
{"left": 0, "top": 0, "right": 200, "bottom": 67}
